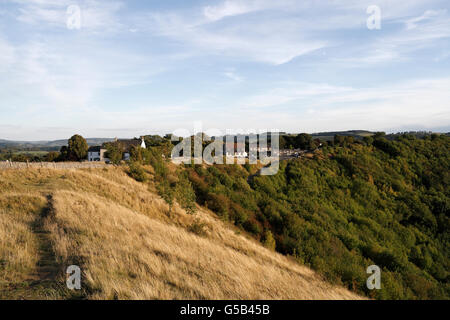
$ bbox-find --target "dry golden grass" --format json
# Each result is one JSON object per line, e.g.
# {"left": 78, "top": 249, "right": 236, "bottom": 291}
{"left": 0, "top": 193, "right": 44, "bottom": 283}
{"left": 0, "top": 167, "right": 362, "bottom": 300}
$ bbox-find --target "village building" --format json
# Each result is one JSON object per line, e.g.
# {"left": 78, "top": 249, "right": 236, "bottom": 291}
{"left": 87, "top": 137, "right": 146, "bottom": 162}
{"left": 224, "top": 142, "right": 248, "bottom": 158}
{"left": 87, "top": 146, "right": 107, "bottom": 162}
{"left": 118, "top": 137, "right": 146, "bottom": 161}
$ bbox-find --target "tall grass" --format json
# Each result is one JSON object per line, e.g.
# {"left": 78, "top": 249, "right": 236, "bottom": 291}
{"left": 0, "top": 167, "right": 362, "bottom": 300}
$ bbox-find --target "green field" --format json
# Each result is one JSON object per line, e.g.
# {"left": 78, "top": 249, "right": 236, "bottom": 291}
{"left": 12, "top": 151, "right": 49, "bottom": 156}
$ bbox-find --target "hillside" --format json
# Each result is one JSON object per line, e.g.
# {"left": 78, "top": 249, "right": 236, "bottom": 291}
{"left": 183, "top": 134, "right": 449, "bottom": 299}
{"left": 0, "top": 166, "right": 360, "bottom": 300}
{"left": 311, "top": 130, "right": 375, "bottom": 141}
{"left": 0, "top": 138, "right": 114, "bottom": 151}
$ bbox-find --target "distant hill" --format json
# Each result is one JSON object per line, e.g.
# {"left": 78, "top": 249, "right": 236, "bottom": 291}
{"left": 0, "top": 138, "right": 114, "bottom": 151}
{"left": 310, "top": 130, "right": 374, "bottom": 141}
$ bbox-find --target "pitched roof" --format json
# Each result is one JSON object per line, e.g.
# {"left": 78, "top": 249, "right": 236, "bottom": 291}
{"left": 117, "top": 139, "right": 141, "bottom": 149}
{"left": 88, "top": 146, "right": 102, "bottom": 152}
{"left": 102, "top": 138, "right": 144, "bottom": 152}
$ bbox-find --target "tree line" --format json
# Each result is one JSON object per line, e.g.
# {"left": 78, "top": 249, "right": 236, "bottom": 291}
{"left": 176, "top": 133, "right": 449, "bottom": 299}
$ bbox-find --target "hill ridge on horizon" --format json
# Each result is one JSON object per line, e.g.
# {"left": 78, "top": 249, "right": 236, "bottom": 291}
{"left": 3, "top": 130, "right": 449, "bottom": 151}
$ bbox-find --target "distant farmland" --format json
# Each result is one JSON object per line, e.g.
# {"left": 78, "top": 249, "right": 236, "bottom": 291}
{"left": 12, "top": 151, "right": 49, "bottom": 156}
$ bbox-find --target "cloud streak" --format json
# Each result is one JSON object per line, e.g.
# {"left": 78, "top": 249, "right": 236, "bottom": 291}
{"left": 1, "top": 0, "right": 449, "bottom": 139}
{"left": 10, "top": 0, "right": 124, "bottom": 32}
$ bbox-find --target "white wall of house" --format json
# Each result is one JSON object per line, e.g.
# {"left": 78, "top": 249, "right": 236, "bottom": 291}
{"left": 88, "top": 152, "right": 101, "bottom": 161}
{"left": 225, "top": 151, "right": 248, "bottom": 158}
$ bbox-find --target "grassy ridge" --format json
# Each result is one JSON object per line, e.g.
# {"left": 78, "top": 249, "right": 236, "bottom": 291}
{"left": 0, "top": 167, "right": 360, "bottom": 300}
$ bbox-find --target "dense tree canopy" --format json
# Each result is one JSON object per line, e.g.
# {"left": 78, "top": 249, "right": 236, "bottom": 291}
{"left": 67, "top": 134, "right": 88, "bottom": 161}
{"left": 105, "top": 141, "right": 123, "bottom": 165}
{"left": 182, "top": 134, "right": 449, "bottom": 299}
{"left": 107, "top": 132, "right": 449, "bottom": 299}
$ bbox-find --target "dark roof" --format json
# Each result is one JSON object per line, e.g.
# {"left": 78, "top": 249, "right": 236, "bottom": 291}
{"left": 118, "top": 139, "right": 141, "bottom": 151}
{"left": 88, "top": 146, "right": 102, "bottom": 152}
{"left": 101, "top": 139, "right": 142, "bottom": 152}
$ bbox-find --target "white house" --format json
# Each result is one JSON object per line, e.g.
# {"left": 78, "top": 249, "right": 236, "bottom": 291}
{"left": 88, "top": 137, "right": 147, "bottom": 162}
{"left": 87, "top": 146, "right": 107, "bottom": 162}
{"left": 122, "top": 137, "right": 146, "bottom": 161}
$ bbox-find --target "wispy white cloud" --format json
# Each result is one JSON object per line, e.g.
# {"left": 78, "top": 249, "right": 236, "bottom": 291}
{"left": 0, "top": 34, "right": 165, "bottom": 114}
{"left": 224, "top": 70, "right": 244, "bottom": 82}
{"left": 397, "top": 9, "right": 450, "bottom": 41}
{"left": 1, "top": 0, "right": 450, "bottom": 139}
{"left": 142, "top": 0, "right": 450, "bottom": 66}
{"left": 404, "top": 9, "right": 446, "bottom": 29}
{"left": 233, "top": 78, "right": 450, "bottom": 132}
{"left": 203, "top": 0, "right": 293, "bottom": 22}
{"left": 145, "top": 9, "right": 326, "bottom": 65}
{"left": 203, "top": 0, "right": 259, "bottom": 22}
{"left": 0, "top": 38, "right": 15, "bottom": 71}
{"left": 240, "top": 83, "right": 354, "bottom": 109}
{"left": 10, "top": 0, "right": 124, "bottom": 32}
{"left": 320, "top": 7, "right": 450, "bottom": 68}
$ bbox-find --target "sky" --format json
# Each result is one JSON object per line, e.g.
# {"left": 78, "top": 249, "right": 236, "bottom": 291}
{"left": 0, "top": 0, "right": 449, "bottom": 140}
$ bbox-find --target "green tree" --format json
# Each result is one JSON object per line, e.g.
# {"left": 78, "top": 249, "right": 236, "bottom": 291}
{"left": 68, "top": 134, "right": 88, "bottom": 161}
{"left": 334, "top": 135, "right": 345, "bottom": 146}
{"left": 45, "top": 151, "right": 60, "bottom": 162}
{"left": 296, "top": 133, "right": 313, "bottom": 149}
{"left": 157, "top": 180, "right": 175, "bottom": 217}
{"left": 129, "top": 145, "right": 144, "bottom": 163}
{"left": 363, "top": 136, "right": 374, "bottom": 146}
{"left": 183, "top": 134, "right": 450, "bottom": 299}
{"left": 59, "top": 146, "right": 69, "bottom": 161}
{"left": 175, "top": 174, "right": 197, "bottom": 215}
{"left": 105, "top": 142, "right": 123, "bottom": 165}
{"left": 373, "top": 131, "right": 386, "bottom": 139}
{"left": 263, "top": 230, "right": 276, "bottom": 250}
{"left": 128, "top": 162, "right": 147, "bottom": 182}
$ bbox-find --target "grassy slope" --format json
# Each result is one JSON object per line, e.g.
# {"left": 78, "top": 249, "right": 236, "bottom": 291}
{"left": 188, "top": 136, "right": 449, "bottom": 299}
{"left": 0, "top": 167, "right": 361, "bottom": 300}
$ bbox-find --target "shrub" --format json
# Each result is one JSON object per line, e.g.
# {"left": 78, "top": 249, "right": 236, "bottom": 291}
{"left": 188, "top": 219, "right": 208, "bottom": 237}
{"left": 157, "top": 180, "right": 175, "bottom": 215}
{"left": 243, "top": 218, "right": 261, "bottom": 236}
{"left": 175, "top": 174, "right": 197, "bottom": 215}
{"left": 128, "top": 163, "right": 147, "bottom": 182}
{"left": 105, "top": 142, "right": 123, "bottom": 165}
{"left": 206, "top": 193, "right": 229, "bottom": 218}
{"left": 262, "top": 230, "right": 276, "bottom": 250}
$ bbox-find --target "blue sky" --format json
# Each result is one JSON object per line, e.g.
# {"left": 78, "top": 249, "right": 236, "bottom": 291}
{"left": 0, "top": 0, "right": 449, "bottom": 140}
